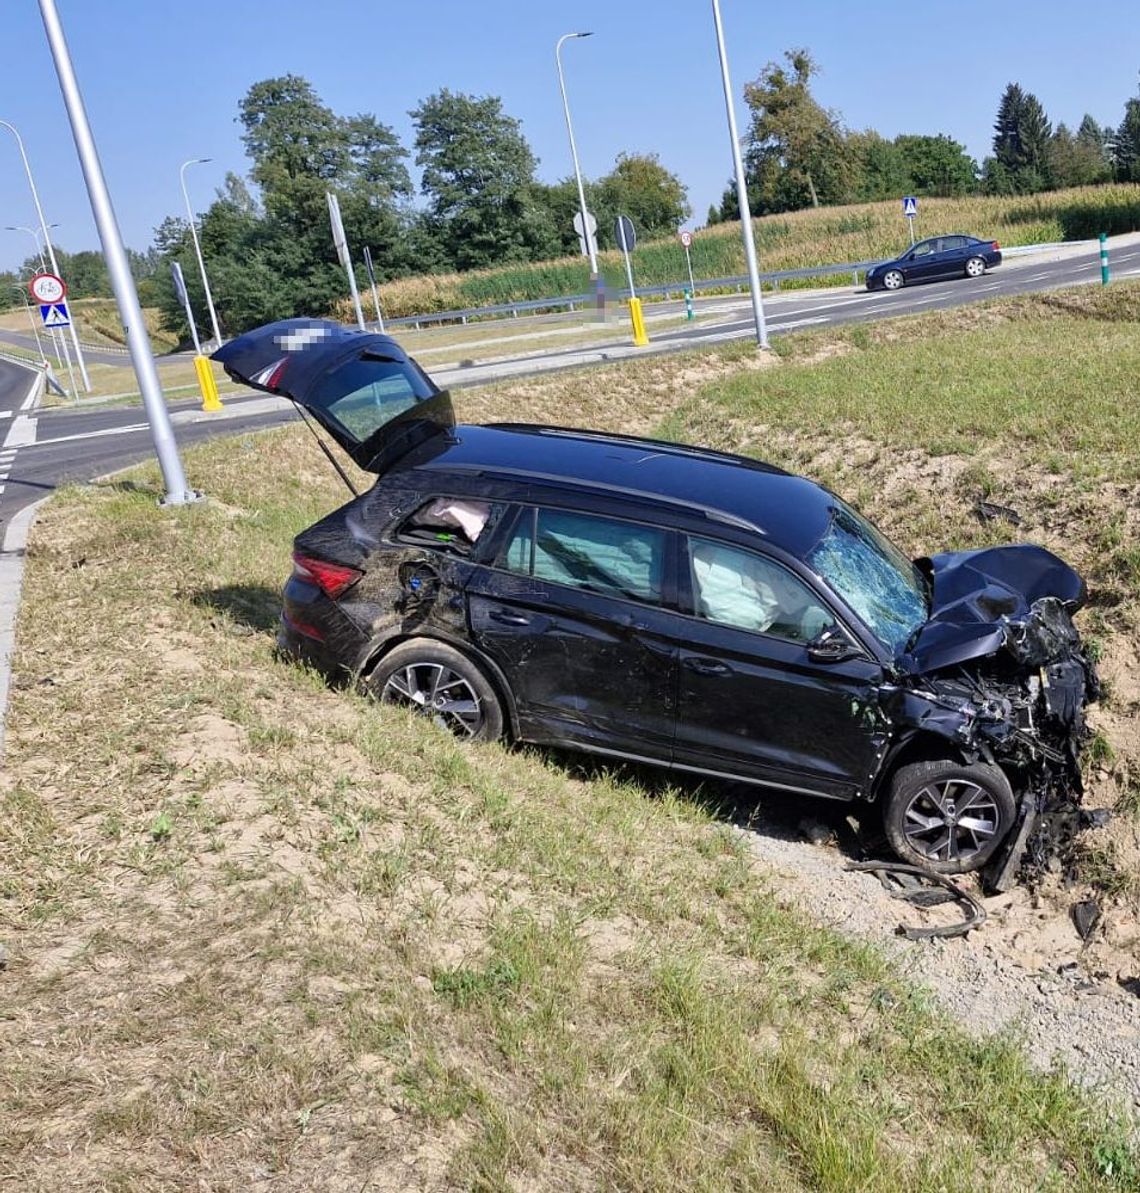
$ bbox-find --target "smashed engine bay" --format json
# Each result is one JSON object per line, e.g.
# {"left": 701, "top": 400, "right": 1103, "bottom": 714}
{"left": 885, "top": 557, "right": 1101, "bottom": 895}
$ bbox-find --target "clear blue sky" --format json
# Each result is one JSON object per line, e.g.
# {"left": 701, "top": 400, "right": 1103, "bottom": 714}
{"left": 1, "top": 0, "right": 1136, "bottom": 271}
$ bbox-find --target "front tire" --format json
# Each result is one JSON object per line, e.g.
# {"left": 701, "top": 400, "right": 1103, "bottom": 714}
{"left": 883, "top": 269, "right": 905, "bottom": 291}
{"left": 964, "top": 256, "right": 987, "bottom": 279}
{"left": 884, "top": 760, "right": 1015, "bottom": 874}
{"left": 367, "top": 639, "right": 504, "bottom": 742}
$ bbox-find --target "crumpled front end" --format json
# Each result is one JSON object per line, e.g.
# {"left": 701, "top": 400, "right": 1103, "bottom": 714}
{"left": 883, "top": 595, "right": 1099, "bottom": 887}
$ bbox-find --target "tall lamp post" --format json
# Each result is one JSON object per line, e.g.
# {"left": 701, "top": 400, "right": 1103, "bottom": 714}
{"left": 38, "top": 0, "right": 196, "bottom": 505}
{"left": 555, "top": 32, "right": 598, "bottom": 277}
{"left": 0, "top": 116, "right": 94, "bottom": 388}
{"left": 710, "top": 0, "right": 769, "bottom": 349}
{"left": 179, "top": 157, "right": 223, "bottom": 348}
{"left": 12, "top": 282, "right": 48, "bottom": 367}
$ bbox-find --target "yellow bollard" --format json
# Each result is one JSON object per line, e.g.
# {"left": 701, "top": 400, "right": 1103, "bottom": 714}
{"left": 628, "top": 296, "right": 650, "bottom": 347}
{"left": 195, "top": 354, "right": 223, "bottom": 412}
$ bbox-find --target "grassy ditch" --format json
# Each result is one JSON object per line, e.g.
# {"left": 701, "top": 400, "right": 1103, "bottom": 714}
{"left": 332, "top": 183, "right": 1140, "bottom": 320}
{"left": 3, "top": 287, "right": 1140, "bottom": 1188}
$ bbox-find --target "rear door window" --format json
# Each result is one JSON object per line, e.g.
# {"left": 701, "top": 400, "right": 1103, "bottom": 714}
{"left": 502, "top": 508, "right": 667, "bottom": 605}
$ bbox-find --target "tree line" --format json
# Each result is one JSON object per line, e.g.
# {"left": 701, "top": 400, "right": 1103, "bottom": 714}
{"left": 2, "top": 56, "right": 1138, "bottom": 337}
{"left": 0, "top": 75, "right": 691, "bottom": 335}
{"left": 713, "top": 50, "right": 1140, "bottom": 221}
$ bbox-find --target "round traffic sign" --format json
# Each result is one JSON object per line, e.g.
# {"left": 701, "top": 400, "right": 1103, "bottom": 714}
{"left": 679, "top": 230, "right": 693, "bottom": 248}
{"left": 29, "top": 273, "right": 66, "bottom": 304}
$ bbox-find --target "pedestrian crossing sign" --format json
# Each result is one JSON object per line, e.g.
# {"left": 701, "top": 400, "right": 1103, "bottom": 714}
{"left": 902, "top": 196, "right": 918, "bottom": 218}
{"left": 39, "top": 301, "right": 71, "bottom": 328}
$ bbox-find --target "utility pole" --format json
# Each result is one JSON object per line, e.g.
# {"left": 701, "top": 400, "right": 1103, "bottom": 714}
{"left": 710, "top": 0, "right": 769, "bottom": 349}
{"left": 38, "top": 0, "right": 197, "bottom": 504}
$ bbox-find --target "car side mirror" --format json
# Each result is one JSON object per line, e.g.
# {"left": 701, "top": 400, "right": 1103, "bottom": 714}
{"left": 807, "top": 626, "right": 861, "bottom": 663}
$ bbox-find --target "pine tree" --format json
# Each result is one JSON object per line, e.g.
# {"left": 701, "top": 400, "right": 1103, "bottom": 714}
{"left": 1113, "top": 94, "right": 1140, "bottom": 182}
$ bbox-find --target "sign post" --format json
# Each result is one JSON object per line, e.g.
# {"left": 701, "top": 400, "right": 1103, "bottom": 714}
{"left": 679, "top": 229, "right": 696, "bottom": 320}
{"left": 615, "top": 215, "right": 649, "bottom": 347}
{"left": 573, "top": 210, "right": 598, "bottom": 261}
{"left": 902, "top": 195, "right": 918, "bottom": 245}
{"left": 171, "top": 262, "right": 201, "bottom": 354}
{"left": 327, "top": 191, "right": 366, "bottom": 331}
{"left": 171, "top": 262, "right": 222, "bottom": 411}
{"left": 30, "top": 271, "right": 76, "bottom": 397}
{"left": 362, "top": 246, "right": 385, "bottom": 331}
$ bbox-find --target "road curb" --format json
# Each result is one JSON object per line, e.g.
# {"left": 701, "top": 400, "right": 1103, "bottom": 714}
{"left": 0, "top": 496, "right": 50, "bottom": 760}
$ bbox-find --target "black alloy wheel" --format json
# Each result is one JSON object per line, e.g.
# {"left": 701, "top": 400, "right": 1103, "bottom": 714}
{"left": 884, "top": 760, "right": 1015, "bottom": 874}
{"left": 368, "top": 639, "right": 504, "bottom": 742}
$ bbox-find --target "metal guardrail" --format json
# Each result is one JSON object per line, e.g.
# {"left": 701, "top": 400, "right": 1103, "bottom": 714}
{"left": 384, "top": 240, "right": 1095, "bottom": 330}
{"left": 386, "top": 260, "right": 880, "bottom": 330}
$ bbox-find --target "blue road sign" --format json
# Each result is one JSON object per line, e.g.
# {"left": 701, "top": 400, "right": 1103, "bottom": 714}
{"left": 40, "top": 301, "right": 71, "bottom": 328}
{"left": 902, "top": 196, "right": 918, "bottom": 218}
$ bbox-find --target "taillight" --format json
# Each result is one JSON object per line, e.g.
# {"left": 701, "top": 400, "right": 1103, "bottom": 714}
{"left": 992, "top": 241, "right": 1000, "bottom": 251}
{"left": 291, "top": 551, "right": 362, "bottom": 599}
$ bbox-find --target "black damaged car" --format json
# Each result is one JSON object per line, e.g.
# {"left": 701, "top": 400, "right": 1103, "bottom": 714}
{"left": 214, "top": 320, "right": 1098, "bottom": 876}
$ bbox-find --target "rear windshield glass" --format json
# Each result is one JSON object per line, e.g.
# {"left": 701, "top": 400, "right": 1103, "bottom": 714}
{"left": 305, "top": 354, "right": 437, "bottom": 443}
{"left": 805, "top": 502, "right": 927, "bottom": 654}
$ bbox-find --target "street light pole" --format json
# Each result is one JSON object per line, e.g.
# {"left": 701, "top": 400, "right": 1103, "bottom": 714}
{"left": 556, "top": 32, "right": 598, "bottom": 277}
{"left": 179, "top": 157, "right": 223, "bottom": 348}
{"left": 0, "top": 117, "right": 93, "bottom": 389}
{"left": 710, "top": 0, "right": 769, "bottom": 349}
{"left": 37, "top": 0, "right": 197, "bottom": 505}
{"left": 12, "top": 283, "right": 48, "bottom": 367}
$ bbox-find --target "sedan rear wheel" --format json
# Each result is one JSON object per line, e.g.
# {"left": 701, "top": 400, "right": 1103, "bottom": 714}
{"left": 964, "top": 256, "right": 987, "bottom": 278}
{"left": 884, "top": 759, "right": 1015, "bottom": 873}
{"left": 368, "top": 639, "right": 504, "bottom": 742}
{"left": 883, "top": 269, "right": 905, "bottom": 291}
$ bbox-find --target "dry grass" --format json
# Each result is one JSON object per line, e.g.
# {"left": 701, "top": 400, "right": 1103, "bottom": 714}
{"left": 2, "top": 289, "right": 1140, "bottom": 1189}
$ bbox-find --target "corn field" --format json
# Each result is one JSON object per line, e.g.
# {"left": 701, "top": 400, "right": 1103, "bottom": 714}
{"left": 335, "top": 184, "right": 1140, "bottom": 322}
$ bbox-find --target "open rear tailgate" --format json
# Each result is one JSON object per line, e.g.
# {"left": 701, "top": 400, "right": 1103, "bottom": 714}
{"left": 213, "top": 318, "right": 454, "bottom": 473}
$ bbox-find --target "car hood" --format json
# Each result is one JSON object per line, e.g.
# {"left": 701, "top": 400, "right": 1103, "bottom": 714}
{"left": 212, "top": 318, "right": 454, "bottom": 473}
{"left": 900, "top": 544, "right": 1087, "bottom": 674}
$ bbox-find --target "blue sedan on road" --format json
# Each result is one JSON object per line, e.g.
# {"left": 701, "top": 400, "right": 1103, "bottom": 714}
{"left": 865, "top": 235, "right": 1002, "bottom": 291}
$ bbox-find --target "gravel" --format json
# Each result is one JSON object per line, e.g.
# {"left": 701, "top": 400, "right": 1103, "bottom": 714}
{"left": 734, "top": 799, "right": 1140, "bottom": 1109}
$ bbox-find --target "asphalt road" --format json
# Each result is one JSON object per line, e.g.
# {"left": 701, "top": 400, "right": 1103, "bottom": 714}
{"left": 0, "top": 237, "right": 1137, "bottom": 538}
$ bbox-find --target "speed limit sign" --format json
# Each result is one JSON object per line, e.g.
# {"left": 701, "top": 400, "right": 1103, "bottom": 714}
{"left": 679, "top": 230, "right": 693, "bottom": 248}
{"left": 29, "top": 273, "right": 66, "bottom": 304}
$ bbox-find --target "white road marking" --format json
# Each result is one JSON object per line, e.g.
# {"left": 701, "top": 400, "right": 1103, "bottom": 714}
{"left": 767, "top": 294, "right": 872, "bottom": 316}
{"left": 766, "top": 315, "right": 829, "bottom": 330}
{"left": 19, "top": 389, "right": 37, "bottom": 412}
{"left": 0, "top": 411, "right": 11, "bottom": 420}
{"left": 2, "top": 416, "right": 36, "bottom": 450}
{"left": 24, "top": 422, "right": 148, "bottom": 449}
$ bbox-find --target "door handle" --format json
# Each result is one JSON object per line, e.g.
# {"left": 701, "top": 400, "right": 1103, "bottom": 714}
{"left": 488, "top": 609, "right": 530, "bottom": 626}
{"left": 683, "top": 656, "right": 732, "bottom": 676}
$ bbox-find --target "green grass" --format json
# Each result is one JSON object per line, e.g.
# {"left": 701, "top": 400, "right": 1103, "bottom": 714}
{"left": 2, "top": 285, "right": 1140, "bottom": 1188}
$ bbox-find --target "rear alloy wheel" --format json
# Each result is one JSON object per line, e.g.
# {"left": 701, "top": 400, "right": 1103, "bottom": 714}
{"left": 964, "top": 256, "right": 987, "bottom": 279}
{"left": 883, "top": 269, "right": 905, "bottom": 291}
{"left": 884, "top": 760, "right": 1015, "bottom": 874}
{"left": 368, "top": 640, "right": 504, "bottom": 742}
